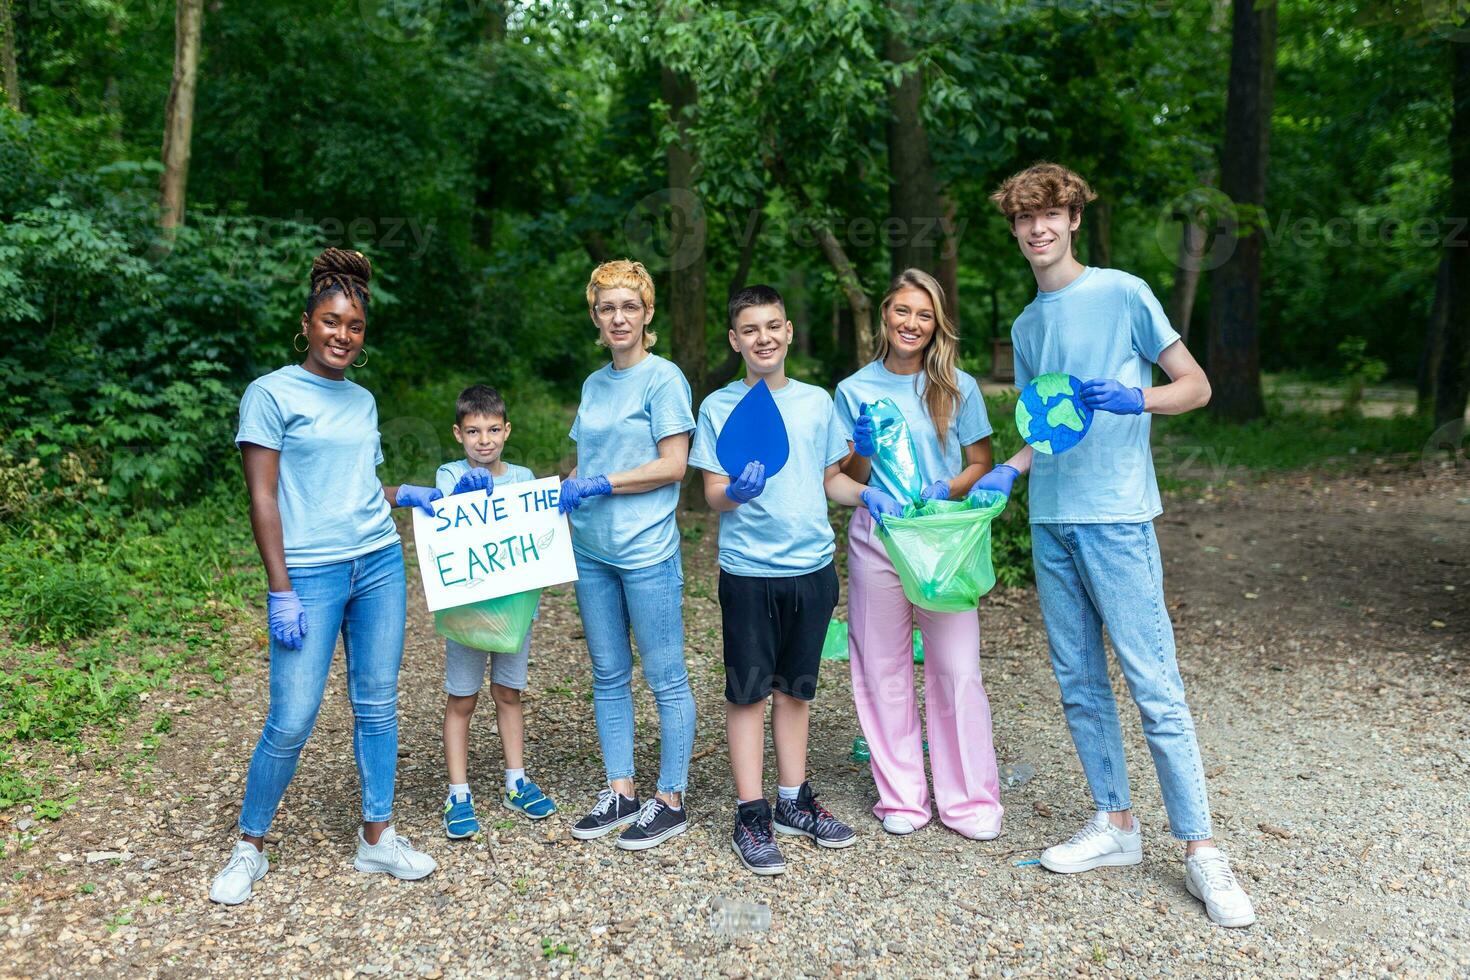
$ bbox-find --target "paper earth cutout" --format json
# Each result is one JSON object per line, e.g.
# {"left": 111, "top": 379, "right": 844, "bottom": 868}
{"left": 715, "top": 378, "right": 790, "bottom": 479}
{"left": 1016, "top": 373, "right": 1093, "bottom": 455}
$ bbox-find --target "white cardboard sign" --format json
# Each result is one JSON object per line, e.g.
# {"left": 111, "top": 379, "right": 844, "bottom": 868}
{"left": 411, "top": 477, "right": 577, "bottom": 612}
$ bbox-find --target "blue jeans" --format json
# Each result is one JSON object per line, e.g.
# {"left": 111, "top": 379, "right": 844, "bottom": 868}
{"left": 572, "top": 550, "right": 695, "bottom": 794}
{"left": 239, "top": 544, "right": 406, "bottom": 836}
{"left": 1031, "top": 522, "right": 1212, "bottom": 841}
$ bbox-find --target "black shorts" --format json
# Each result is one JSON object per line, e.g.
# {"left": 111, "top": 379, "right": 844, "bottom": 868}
{"left": 719, "top": 562, "right": 840, "bottom": 705}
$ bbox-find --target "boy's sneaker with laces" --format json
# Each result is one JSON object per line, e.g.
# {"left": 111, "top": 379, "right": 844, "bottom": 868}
{"left": 774, "top": 782, "right": 856, "bottom": 848}
{"left": 353, "top": 826, "right": 437, "bottom": 880}
{"left": 208, "top": 840, "right": 269, "bottom": 905}
{"left": 503, "top": 778, "right": 557, "bottom": 820}
{"left": 570, "top": 788, "right": 641, "bottom": 840}
{"left": 1039, "top": 811, "right": 1143, "bottom": 874}
{"left": 443, "top": 791, "right": 479, "bottom": 839}
{"left": 732, "top": 799, "right": 786, "bottom": 875}
{"left": 616, "top": 797, "right": 688, "bottom": 851}
{"left": 1185, "top": 847, "right": 1257, "bottom": 927}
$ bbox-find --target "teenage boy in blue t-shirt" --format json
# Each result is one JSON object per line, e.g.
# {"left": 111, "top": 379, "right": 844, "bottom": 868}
{"left": 690, "top": 285, "right": 901, "bottom": 876}
{"left": 970, "top": 163, "right": 1255, "bottom": 927}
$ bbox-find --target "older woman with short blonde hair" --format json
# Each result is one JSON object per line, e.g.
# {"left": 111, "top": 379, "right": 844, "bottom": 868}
{"left": 558, "top": 259, "right": 697, "bottom": 851}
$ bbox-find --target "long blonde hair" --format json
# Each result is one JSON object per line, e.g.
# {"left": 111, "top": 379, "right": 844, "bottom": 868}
{"left": 875, "top": 268, "right": 962, "bottom": 440}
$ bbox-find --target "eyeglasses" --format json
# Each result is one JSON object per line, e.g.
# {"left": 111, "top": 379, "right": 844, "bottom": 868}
{"left": 594, "top": 302, "right": 645, "bottom": 320}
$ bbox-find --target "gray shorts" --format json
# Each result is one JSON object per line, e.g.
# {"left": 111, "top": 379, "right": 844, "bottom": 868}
{"left": 445, "top": 629, "right": 531, "bottom": 696}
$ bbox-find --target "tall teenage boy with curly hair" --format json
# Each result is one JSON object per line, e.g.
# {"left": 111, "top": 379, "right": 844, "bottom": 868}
{"left": 969, "top": 163, "right": 1255, "bottom": 928}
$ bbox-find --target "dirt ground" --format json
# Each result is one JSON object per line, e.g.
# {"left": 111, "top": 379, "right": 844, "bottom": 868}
{"left": 2, "top": 463, "right": 1467, "bottom": 977}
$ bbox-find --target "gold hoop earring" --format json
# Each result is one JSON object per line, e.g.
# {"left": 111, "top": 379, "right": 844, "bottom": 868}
{"left": 293, "top": 333, "right": 308, "bottom": 353}
{"left": 353, "top": 348, "right": 369, "bottom": 368}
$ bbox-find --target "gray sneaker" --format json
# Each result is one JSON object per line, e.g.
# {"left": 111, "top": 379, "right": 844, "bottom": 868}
{"left": 353, "top": 826, "right": 437, "bottom": 880}
{"left": 209, "top": 840, "right": 269, "bottom": 905}
{"left": 774, "top": 782, "right": 856, "bottom": 848}
{"left": 732, "top": 799, "right": 786, "bottom": 875}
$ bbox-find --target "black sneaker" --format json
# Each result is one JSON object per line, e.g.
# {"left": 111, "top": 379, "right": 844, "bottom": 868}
{"left": 731, "top": 799, "right": 786, "bottom": 875}
{"left": 570, "top": 788, "right": 641, "bottom": 840}
{"left": 774, "top": 781, "right": 856, "bottom": 849}
{"left": 615, "top": 797, "right": 689, "bottom": 851}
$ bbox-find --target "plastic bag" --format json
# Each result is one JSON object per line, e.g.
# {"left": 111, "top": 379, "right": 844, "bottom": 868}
{"left": 877, "top": 491, "right": 1008, "bottom": 612}
{"left": 821, "top": 618, "right": 924, "bottom": 662}
{"left": 434, "top": 588, "right": 541, "bottom": 653}
{"left": 867, "top": 397, "right": 927, "bottom": 503}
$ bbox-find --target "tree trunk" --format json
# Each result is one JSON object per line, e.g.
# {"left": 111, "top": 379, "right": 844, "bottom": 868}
{"left": 159, "top": 0, "right": 204, "bottom": 239}
{"left": 1434, "top": 34, "right": 1470, "bottom": 436}
{"left": 1087, "top": 199, "right": 1112, "bottom": 269}
{"left": 938, "top": 192, "right": 960, "bottom": 329}
{"left": 1206, "top": 0, "right": 1276, "bottom": 423}
{"left": 1168, "top": 217, "right": 1207, "bottom": 345}
{"left": 812, "top": 220, "right": 875, "bottom": 364}
{"left": 885, "top": 33, "right": 939, "bottom": 276}
{"left": 660, "top": 63, "right": 708, "bottom": 403}
{"left": 1418, "top": 254, "right": 1451, "bottom": 414}
{"left": 2, "top": 0, "right": 21, "bottom": 112}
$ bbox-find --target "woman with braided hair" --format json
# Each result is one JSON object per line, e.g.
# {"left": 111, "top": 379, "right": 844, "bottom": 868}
{"left": 210, "top": 248, "right": 450, "bottom": 905}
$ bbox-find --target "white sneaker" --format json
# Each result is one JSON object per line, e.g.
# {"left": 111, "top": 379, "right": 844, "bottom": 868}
{"left": 1039, "top": 811, "right": 1143, "bottom": 873}
{"left": 882, "top": 815, "right": 916, "bottom": 835}
{"left": 353, "top": 826, "right": 437, "bottom": 880}
{"left": 208, "top": 840, "right": 269, "bottom": 905}
{"left": 1185, "top": 847, "right": 1256, "bottom": 927}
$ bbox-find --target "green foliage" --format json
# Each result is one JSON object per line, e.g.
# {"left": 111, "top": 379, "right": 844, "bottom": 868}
{"left": 984, "top": 392, "right": 1032, "bottom": 587}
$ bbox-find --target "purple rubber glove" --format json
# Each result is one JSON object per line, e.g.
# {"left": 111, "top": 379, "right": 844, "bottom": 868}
{"left": 861, "top": 487, "right": 903, "bottom": 524}
{"left": 725, "top": 461, "right": 766, "bottom": 504}
{"left": 1079, "top": 378, "right": 1145, "bottom": 415}
{"left": 267, "top": 590, "right": 307, "bottom": 651}
{"left": 920, "top": 479, "right": 950, "bottom": 502}
{"left": 451, "top": 467, "right": 495, "bottom": 496}
{"left": 968, "top": 464, "right": 1020, "bottom": 500}
{"left": 395, "top": 484, "right": 443, "bottom": 516}
{"left": 558, "top": 474, "right": 613, "bottom": 514}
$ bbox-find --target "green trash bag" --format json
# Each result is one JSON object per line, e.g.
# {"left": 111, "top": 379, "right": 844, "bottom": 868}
{"left": 821, "top": 619, "right": 924, "bottom": 662}
{"left": 434, "top": 588, "right": 541, "bottom": 653}
{"left": 868, "top": 397, "right": 927, "bottom": 503}
{"left": 877, "top": 492, "right": 1008, "bottom": 613}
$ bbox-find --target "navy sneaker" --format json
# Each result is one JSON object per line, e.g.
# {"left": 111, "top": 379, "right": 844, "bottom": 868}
{"left": 616, "top": 797, "right": 688, "bottom": 851}
{"left": 443, "top": 791, "right": 479, "bottom": 839}
{"left": 503, "top": 778, "right": 557, "bottom": 820}
{"left": 732, "top": 799, "right": 786, "bottom": 875}
{"left": 570, "top": 788, "right": 641, "bottom": 840}
{"left": 774, "top": 781, "right": 856, "bottom": 848}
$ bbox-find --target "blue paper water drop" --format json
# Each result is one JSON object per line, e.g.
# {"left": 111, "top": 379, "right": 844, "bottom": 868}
{"left": 715, "top": 378, "right": 790, "bottom": 479}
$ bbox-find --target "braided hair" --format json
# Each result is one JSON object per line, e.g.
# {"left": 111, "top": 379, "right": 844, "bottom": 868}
{"left": 306, "top": 247, "right": 372, "bottom": 314}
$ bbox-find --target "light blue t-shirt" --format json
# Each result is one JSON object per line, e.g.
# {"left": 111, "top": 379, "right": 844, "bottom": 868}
{"left": 235, "top": 364, "right": 398, "bottom": 567}
{"left": 834, "top": 360, "right": 993, "bottom": 500}
{"left": 689, "top": 378, "right": 850, "bottom": 577}
{"left": 568, "top": 354, "right": 695, "bottom": 569}
{"left": 435, "top": 458, "right": 537, "bottom": 497}
{"left": 1011, "top": 266, "right": 1181, "bottom": 524}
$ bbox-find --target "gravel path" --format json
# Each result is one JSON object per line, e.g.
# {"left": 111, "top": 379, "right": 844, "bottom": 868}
{"left": 2, "top": 465, "right": 1467, "bottom": 977}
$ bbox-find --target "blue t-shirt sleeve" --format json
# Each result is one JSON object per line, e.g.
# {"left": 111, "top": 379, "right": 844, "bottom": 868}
{"left": 832, "top": 381, "right": 859, "bottom": 439}
{"left": 1012, "top": 327, "right": 1033, "bottom": 390}
{"left": 435, "top": 462, "right": 461, "bottom": 496}
{"left": 823, "top": 398, "right": 850, "bottom": 467}
{"left": 1130, "top": 282, "right": 1181, "bottom": 363}
{"left": 236, "top": 382, "right": 285, "bottom": 450}
{"left": 688, "top": 402, "right": 723, "bottom": 474}
{"left": 956, "top": 374, "right": 993, "bottom": 444}
{"left": 648, "top": 365, "right": 695, "bottom": 442}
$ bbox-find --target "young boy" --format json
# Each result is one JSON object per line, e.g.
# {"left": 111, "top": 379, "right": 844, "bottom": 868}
{"left": 970, "top": 163, "right": 1255, "bottom": 927}
{"left": 689, "top": 285, "right": 901, "bottom": 875}
{"left": 435, "top": 384, "right": 557, "bottom": 837}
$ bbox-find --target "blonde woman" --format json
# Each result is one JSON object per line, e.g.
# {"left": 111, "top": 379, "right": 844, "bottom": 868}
{"left": 834, "top": 268, "right": 1004, "bottom": 840}
{"left": 558, "top": 260, "right": 697, "bottom": 850}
